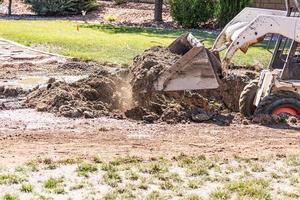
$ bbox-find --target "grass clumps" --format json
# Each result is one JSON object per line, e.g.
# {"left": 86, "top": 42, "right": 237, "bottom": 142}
{"left": 2, "top": 194, "right": 18, "bottom": 200}
{"left": 43, "top": 177, "right": 65, "bottom": 194}
{"left": 109, "top": 156, "right": 143, "bottom": 166}
{"left": 0, "top": 174, "right": 24, "bottom": 185}
{"left": 174, "top": 154, "right": 214, "bottom": 177}
{"left": 126, "top": 170, "right": 139, "bottom": 181}
{"left": 76, "top": 163, "right": 98, "bottom": 177}
{"left": 57, "top": 158, "right": 82, "bottom": 165}
{"left": 25, "top": 160, "right": 39, "bottom": 172}
{"left": 226, "top": 178, "right": 271, "bottom": 199}
{"left": 103, "top": 171, "right": 122, "bottom": 187}
{"left": 209, "top": 188, "right": 230, "bottom": 200}
{"left": 20, "top": 183, "right": 33, "bottom": 193}
{"left": 146, "top": 191, "right": 164, "bottom": 200}
{"left": 103, "top": 186, "right": 135, "bottom": 200}
{"left": 139, "top": 160, "right": 170, "bottom": 175}
{"left": 104, "top": 192, "right": 117, "bottom": 200}
{"left": 160, "top": 180, "right": 174, "bottom": 190}
{"left": 138, "top": 178, "right": 149, "bottom": 190}
{"left": 70, "top": 183, "right": 85, "bottom": 190}
{"left": 250, "top": 162, "right": 265, "bottom": 172}
{"left": 188, "top": 179, "right": 203, "bottom": 189}
{"left": 186, "top": 194, "right": 203, "bottom": 200}
{"left": 101, "top": 163, "right": 117, "bottom": 172}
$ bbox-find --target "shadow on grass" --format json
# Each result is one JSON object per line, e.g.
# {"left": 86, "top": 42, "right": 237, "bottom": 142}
{"left": 80, "top": 24, "right": 217, "bottom": 42}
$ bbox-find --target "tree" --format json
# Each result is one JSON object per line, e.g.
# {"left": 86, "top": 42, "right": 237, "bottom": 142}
{"left": 154, "top": 0, "right": 163, "bottom": 22}
{"left": 8, "top": 0, "right": 12, "bottom": 15}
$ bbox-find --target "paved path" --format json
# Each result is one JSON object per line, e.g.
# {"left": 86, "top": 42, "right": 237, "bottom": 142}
{"left": 0, "top": 39, "right": 66, "bottom": 66}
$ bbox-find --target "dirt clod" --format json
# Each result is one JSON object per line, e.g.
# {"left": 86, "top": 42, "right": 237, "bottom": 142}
{"left": 0, "top": 87, "right": 25, "bottom": 98}
{"left": 252, "top": 114, "right": 290, "bottom": 125}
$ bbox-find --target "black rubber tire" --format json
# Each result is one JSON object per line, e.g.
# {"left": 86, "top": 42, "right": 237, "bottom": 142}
{"left": 239, "top": 80, "right": 259, "bottom": 117}
{"left": 254, "top": 91, "right": 300, "bottom": 115}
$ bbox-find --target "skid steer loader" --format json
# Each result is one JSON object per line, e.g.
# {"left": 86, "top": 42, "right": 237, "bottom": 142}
{"left": 154, "top": 0, "right": 300, "bottom": 117}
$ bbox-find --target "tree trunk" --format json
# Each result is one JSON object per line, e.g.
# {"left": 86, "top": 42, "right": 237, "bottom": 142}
{"left": 154, "top": 0, "right": 163, "bottom": 22}
{"left": 8, "top": 0, "right": 12, "bottom": 15}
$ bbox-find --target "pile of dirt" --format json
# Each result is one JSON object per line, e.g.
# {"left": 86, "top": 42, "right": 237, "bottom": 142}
{"left": 25, "top": 70, "right": 130, "bottom": 118}
{"left": 24, "top": 46, "right": 254, "bottom": 124}
{"left": 127, "top": 46, "right": 252, "bottom": 123}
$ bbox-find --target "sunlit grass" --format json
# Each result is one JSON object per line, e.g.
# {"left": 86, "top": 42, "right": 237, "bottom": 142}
{"left": 0, "top": 20, "right": 271, "bottom": 67}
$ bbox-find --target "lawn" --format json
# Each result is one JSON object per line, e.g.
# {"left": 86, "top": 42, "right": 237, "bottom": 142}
{"left": 0, "top": 20, "right": 271, "bottom": 67}
{"left": 0, "top": 155, "right": 299, "bottom": 199}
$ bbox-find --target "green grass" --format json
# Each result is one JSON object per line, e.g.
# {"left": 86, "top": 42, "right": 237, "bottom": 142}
{"left": 43, "top": 177, "right": 64, "bottom": 191}
{"left": 76, "top": 163, "right": 98, "bottom": 177}
{"left": 0, "top": 174, "right": 23, "bottom": 185}
{"left": 20, "top": 183, "right": 33, "bottom": 193}
{"left": 0, "top": 20, "right": 271, "bottom": 67}
{"left": 226, "top": 178, "right": 271, "bottom": 200}
{"left": 2, "top": 194, "right": 18, "bottom": 200}
{"left": 103, "top": 171, "right": 122, "bottom": 187}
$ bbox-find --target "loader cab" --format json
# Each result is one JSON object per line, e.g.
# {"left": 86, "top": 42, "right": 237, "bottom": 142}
{"left": 280, "top": 41, "right": 300, "bottom": 80}
{"left": 267, "top": 36, "right": 300, "bottom": 81}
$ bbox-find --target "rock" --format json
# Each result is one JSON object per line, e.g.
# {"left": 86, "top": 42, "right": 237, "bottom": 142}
{"left": 59, "top": 105, "right": 81, "bottom": 118}
{"left": 289, "top": 117, "right": 298, "bottom": 124}
{"left": 36, "top": 103, "right": 48, "bottom": 112}
{"left": 143, "top": 114, "right": 159, "bottom": 123}
{"left": 191, "top": 113, "right": 211, "bottom": 123}
{"left": 3, "top": 87, "right": 19, "bottom": 97}
{"left": 242, "top": 120, "right": 250, "bottom": 125}
{"left": 83, "top": 110, "right": 94, "bottom": 118}
{"left": 47, "top": 78, "right": 56, "bottom": 84}
{"left": 125, "top": 106, "right": 149, "bottom": 120}
{"left": 0, "top": 103, "right": 6, "bottom": 110}
{"left": 0, "top": 86, "right": 5, "bottom": 94}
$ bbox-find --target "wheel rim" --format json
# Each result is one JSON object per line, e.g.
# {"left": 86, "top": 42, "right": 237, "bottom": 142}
{"left": 272, "top": 105, "right": 299, "bottom": 116}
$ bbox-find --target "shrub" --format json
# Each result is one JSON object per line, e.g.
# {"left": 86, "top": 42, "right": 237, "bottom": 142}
{"left": 215, "top": 0, "right": 252, "bottom": 27}
{"left": 169, "top": 0, "right": 215, "bottom": 28}
{"left": 24, "top": 0, "right": 99, "bottom": 16}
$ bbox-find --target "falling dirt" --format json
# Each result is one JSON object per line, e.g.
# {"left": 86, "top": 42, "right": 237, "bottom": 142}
{"left": 127, "top": 46, "right": 254, "bottom": 123}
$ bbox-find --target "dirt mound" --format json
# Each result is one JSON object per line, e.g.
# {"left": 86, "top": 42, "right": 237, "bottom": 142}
{"left": 25, "top": 70, "right": 129, "bottom": 118}
{"left": 24, "top": 46, "right": 254, "bottom": 124}
{"left": 127, "top": 46, "right": 252, "bottom": 123}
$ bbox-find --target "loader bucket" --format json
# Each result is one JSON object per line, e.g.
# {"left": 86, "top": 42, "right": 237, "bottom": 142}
{"left": 154, "top": 33, "right": 222, "bottom": 91}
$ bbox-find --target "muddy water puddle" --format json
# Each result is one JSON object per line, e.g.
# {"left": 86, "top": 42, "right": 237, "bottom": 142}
{"left": 0, "top": 74, "right": 88, "bottom": 90}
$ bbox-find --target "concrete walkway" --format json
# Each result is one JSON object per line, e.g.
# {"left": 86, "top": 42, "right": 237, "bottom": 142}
{"left": 0, "top": 39, "right": 66, "bottom": 66}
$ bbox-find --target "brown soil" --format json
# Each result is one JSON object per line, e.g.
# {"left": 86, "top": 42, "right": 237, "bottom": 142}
{"left": 0, "top": 40, "right": 299, "bottom": 168}
{"left": 0, "top": 116, "right": 299, "bottom": 167}
{"left": 25, "top": 71, "right": 129, "bottom": 118}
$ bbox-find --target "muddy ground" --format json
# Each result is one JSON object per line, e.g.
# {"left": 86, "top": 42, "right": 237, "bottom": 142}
{"left": 0, "top": 40, "right": 299, "bottom": 167}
